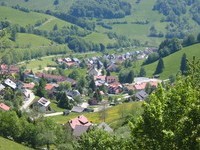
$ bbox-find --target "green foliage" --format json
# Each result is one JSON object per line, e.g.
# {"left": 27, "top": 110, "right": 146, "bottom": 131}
{"left": 0, "top": 110, "right": 74, "bottom": 149}
{"left": 118, "top": 70, "right": 135, "bottom": 83}
{"left": 197, "top": 33, "right": 200, "bottom": 43}
{"left": 153, "top": 0, "right": 200, "bottom": 38}
{"left": 68, "top": 70, "right": 80, "bottom": 80}
{"left": 76, "top": 129, "right": 128, "bottom": 150}
{"left": 130, "top": 58, "right": 200, "bottom": 149}
{"left": 35, "top": 78, "right": 47, "bottom": 98}
{"left": 139, "top": 67, "right": 146, "bottom": 77}
{"left": 57, "top": 92, "right": 74, "bottom": 109}
{"left": 183, "top": 35, "right": 196, "bottom": 46}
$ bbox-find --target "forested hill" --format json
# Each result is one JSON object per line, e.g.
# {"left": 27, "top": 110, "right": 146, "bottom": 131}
{"left": 69, "top": 0, "right": 131, "bottom": 19}
{"left": 1, "top": 0, "right": 200, "bottom": 54}
{"left": 153, "top": 0, "right": 200, "bottom": 24}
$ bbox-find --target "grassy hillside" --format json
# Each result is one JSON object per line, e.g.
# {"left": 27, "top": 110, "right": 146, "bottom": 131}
{"left": 0, "top": 136, "right": 32, "bottom": 150}
{"left": 84, "top": 32, "right": 116, "bottom": 45}
{"left": 144, "top": 43, "right": 200, "bottom": 79}
{"left": 0, "top": 0, "right": 74, "bottom": 13}
{"left": 0, "top": 6, "right": 51, "bottom": 27}
{"left": 16, "top": 33, "right": 52, "bottom": 47}
{"left": 0, "top": 6, "right": 76, "bottom": 29}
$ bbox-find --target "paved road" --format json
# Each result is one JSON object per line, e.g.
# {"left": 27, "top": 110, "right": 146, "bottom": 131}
{"left": 20, "top": 90, "right": 35, "bottom": 111}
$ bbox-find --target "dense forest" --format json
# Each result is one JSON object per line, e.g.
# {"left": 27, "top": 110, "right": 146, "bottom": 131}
{"left": 69, "top": 0, "right": 131, "bottom": 19}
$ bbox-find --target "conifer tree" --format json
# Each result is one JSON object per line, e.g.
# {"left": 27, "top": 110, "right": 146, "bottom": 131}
{"left": 180, "top": 53, "right": 188, "bottom": 75}
{"left": 154, "top": 58, "right": 164, "bottom": 75}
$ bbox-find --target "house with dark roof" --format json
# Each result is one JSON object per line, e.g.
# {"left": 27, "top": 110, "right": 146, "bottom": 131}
{"left": 135, "top": 90, "right": 148, "bottom": 101}
{"left": 68, "top": 115, "right": 92, "bottom": 137}
{"left": 66, "top": 90, "right": 80, "bottom": 98}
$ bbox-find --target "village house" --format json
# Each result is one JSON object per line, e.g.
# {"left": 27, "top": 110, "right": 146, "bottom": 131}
{"left": 66, "top": 90, "right": 81, "bottom": 98}
{"left": 0, "top": 64, "right": 19, "bottom": 74}
{"left": 22, "top": 82, "right": 35, "bottom": 90}
{"left": 68, "top": 115, "right": 92, "bottom": 137}
{"left": 135, "top": 90, "right": 149, "bottom": 101}
{"left": 4, "top": 79, "right": 17, "bottom": 89}
{"left": 71, "top": 106, "right": 85, "bottom": 113}
{"left": 0, "top": 103, "right": 10, "bottom": 111}
{"left": 45, "top": 83, "right": 59, "bottom": 98}
{"left": 34, "top": 97, "right": 51, "bottom": 113}
{"left": 108, "top": 82, "right": 123, "bottom": 94}
{"left": 106, "top": 76, "right": 117, "bottom": 84}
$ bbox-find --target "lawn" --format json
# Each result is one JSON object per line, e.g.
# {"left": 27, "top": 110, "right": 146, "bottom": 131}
{"left": 144, "top": 43, "right": 200, "bottom": 79}
{"left": 21, "top": 55, "right": 58, "bottom": 72}
{"left": 49, "top": 101, "right": 143, "bottom": 126}
{"left": 0, "top": 136, "right": 32, "bottom": 150}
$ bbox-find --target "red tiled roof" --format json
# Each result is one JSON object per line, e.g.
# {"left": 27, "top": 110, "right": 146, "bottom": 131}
{"left": 0, "top": 103, "right": 10, "bottom": 111}
{"left": 69, "top": 115, "right": 92, "bottom": 130}
{"left": 0, "top": 64, "right": 19, "bottom": 74}
{"left": 23, "top": 82, "right": 35, "bottom": 89}
{"left": 134, "top": 82, "right": 147, "bottom": 90}
{"left": 45, "top": 84, "right": 55, "bottom": 91}
{"left": 65, "top": 62, "right": 75, "bottom": 67}
{"left": 36, "top": 73, "right": 67, "bottom": 82}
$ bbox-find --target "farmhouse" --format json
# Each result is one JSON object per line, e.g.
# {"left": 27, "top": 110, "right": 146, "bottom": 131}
{"left": 68, "top": 115, "right": 92, "bottom": 137}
